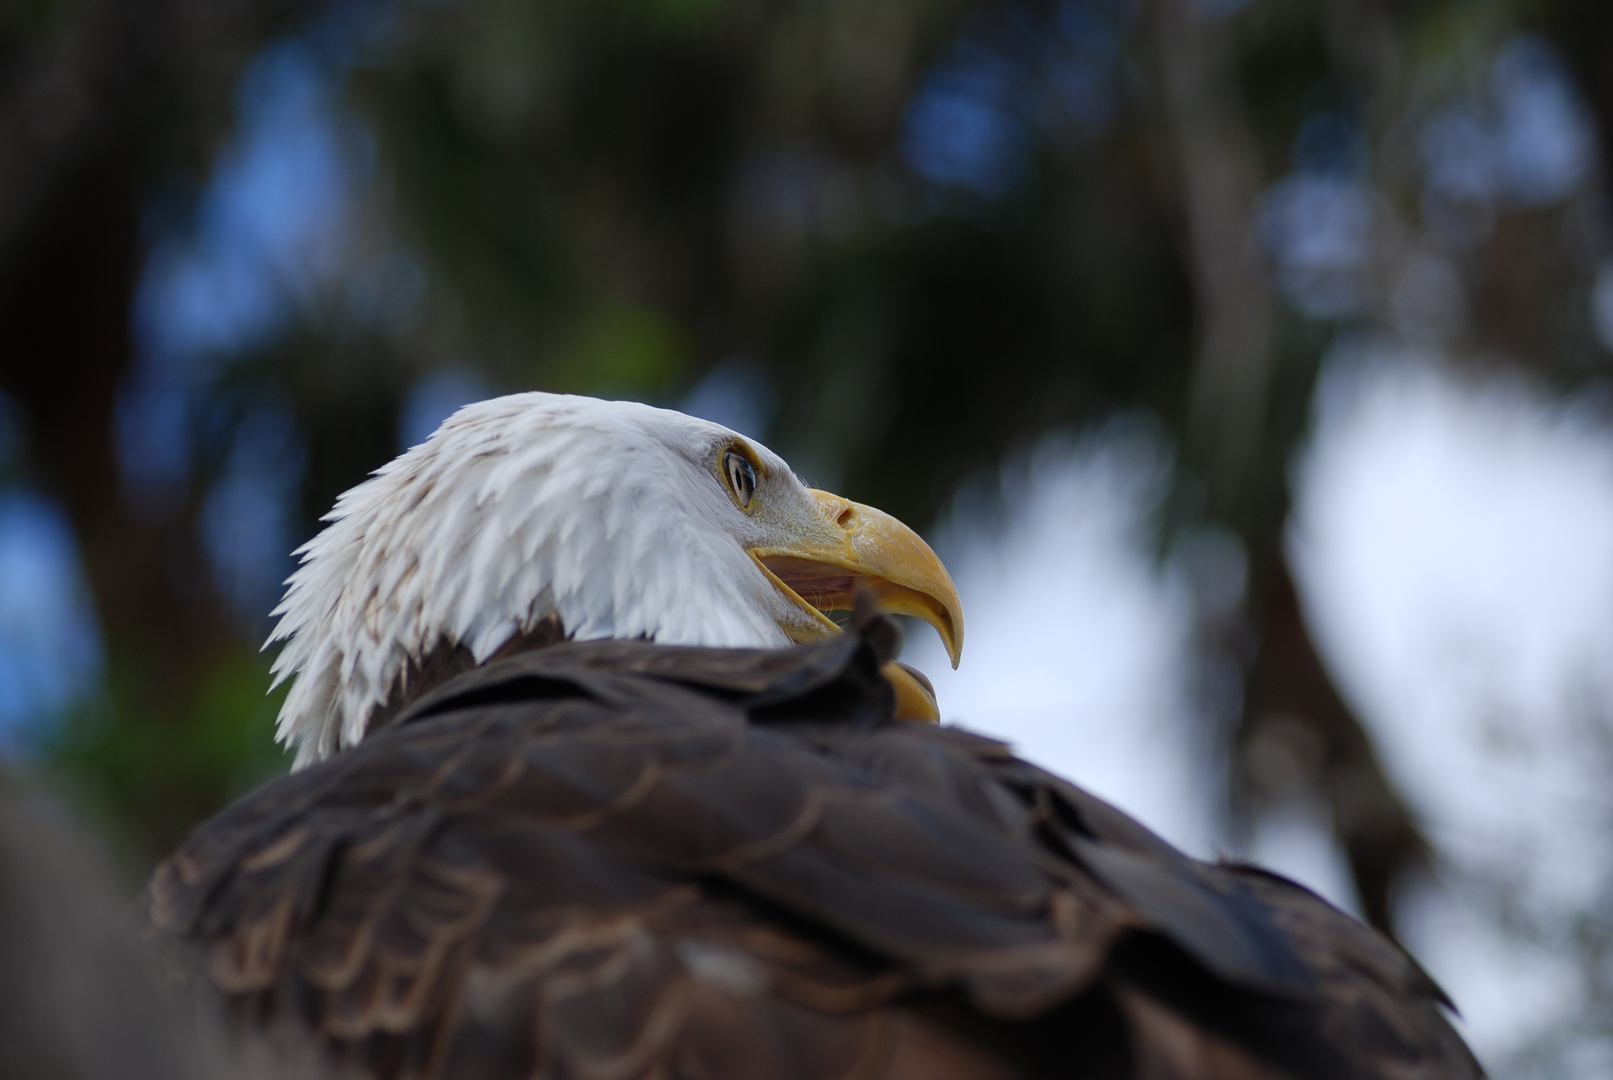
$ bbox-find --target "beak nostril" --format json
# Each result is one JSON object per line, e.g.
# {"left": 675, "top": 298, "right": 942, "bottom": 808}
{"left": 836, "top": 506, "right": 856, "bottom": 527}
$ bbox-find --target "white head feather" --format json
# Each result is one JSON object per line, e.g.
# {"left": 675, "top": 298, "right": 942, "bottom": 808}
{"left": 267, "top": 392, "right": 826, "bottom": 767}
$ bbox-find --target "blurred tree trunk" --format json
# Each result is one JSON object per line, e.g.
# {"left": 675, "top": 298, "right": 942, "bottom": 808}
{"left": 1239, "top": 563, "right": 1429, "bottom": 932}
{"left": 0, "top": 0, "right": 319, "bottom": 852}
{"left": 1152, "top": 0, "right": 1274, "bottom": 498}
{"left": 1540, "top": 1, "right": 1613, "bottom": 204}
{"left": 1147, "top": 0, "right": 1427, "bottom": 933}
{"left": 0, "top": 153, "right": 230, "bottom": 712}
{"left": 1, "top": 3, "right": 215, "bottom": 713}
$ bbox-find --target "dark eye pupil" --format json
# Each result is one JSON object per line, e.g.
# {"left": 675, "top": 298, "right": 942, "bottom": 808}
{"left": 725, "top": 452, "right": 755, "bottom": 506}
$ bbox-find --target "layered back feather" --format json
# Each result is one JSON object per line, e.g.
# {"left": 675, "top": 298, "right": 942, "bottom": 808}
{"left": 153, "top": 620, "right": 1483, "bottom": 1080}
{"left": 267, "top": 393, "right": 791, "bottom": 766}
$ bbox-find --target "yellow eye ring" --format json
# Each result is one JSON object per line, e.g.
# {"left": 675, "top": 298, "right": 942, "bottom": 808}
{"left": 722, "top": 447, "right": 757, "bottom": 509}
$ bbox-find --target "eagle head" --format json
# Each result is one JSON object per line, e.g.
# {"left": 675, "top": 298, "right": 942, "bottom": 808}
{"left": 267, "top": 392, "right": 964, "bottom": 766}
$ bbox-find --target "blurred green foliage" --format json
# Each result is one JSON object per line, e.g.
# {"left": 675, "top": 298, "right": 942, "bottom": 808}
{"left": 41, "top": 650, "right": 288, "bottom": 875}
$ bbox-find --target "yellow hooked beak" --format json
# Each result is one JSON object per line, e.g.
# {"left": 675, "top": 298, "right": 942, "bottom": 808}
{"left": 749, "top": 490, "right": 964, "bottom": 721}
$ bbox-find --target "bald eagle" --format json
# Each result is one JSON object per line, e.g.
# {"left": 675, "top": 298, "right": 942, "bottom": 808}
{"left": 149, "top": 393, "right": 1479, "bottom": 1080}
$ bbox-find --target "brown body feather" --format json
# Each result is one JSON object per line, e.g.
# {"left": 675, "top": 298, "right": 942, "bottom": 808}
{"left": 148, "top": 617, "right": 1480, "bottom": 1080}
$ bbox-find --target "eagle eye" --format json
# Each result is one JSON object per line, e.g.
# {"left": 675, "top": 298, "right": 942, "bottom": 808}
{"left": 723, "top": 449, "right": 757, "bottom": 509}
